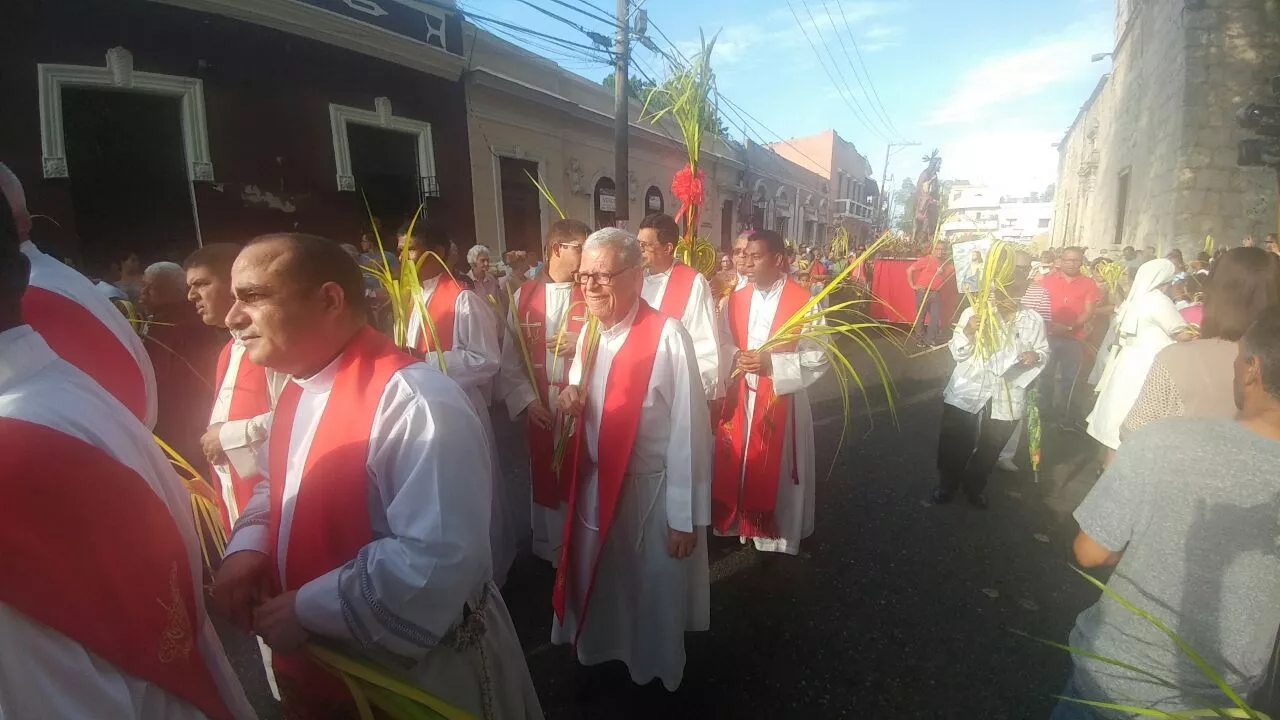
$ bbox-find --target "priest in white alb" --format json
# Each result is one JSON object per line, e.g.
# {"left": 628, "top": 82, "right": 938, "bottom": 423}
{"left": 0, "top": 202, "right": 255, "bottom": 719}
{"left": 497, "top": 218, "right": 590, "bottom": 564}
{"left": 2, "top": 162, "right": 157, "bottom": 427}
{"left": 211, "top": 234, "right": 542, "bottom": 719}
{"left": 184, "top": 242, "right": 287, "bottom": 528}
{"left": 552, "top": 227, "right": 711, "bottom": 691}
{"left": 638, "top": 212, "right": 720, "bottom": 400}
{"left": 401, "top": 219, "right": 514, "bottom": 585}
{"left": 714, "top": 229, "right": 828, "bottom": 555}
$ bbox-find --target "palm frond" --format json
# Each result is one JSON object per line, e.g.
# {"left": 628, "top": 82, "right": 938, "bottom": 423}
{"left": 307, "top": 644, "right": 474, "bottom": 720}
{"left": 153, "top": 434, "right": 226, "bottom": 572}
{"left": 525, "top": 170, "right": 566, "bottom": 220}
{"left": 641, "top": 31, "right": 719, "bottom": 171}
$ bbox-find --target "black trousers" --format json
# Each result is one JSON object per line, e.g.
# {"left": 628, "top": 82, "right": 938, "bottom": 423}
{"left": 936, "top": 401, "right": 1017, "bottom": 498}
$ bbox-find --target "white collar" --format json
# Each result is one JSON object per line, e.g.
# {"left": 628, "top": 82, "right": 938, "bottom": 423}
{"left": 291, "top": 352, "right": 343, "bottom": 395}
{"left": 645, "top": 262, "right": 676, "bottom": 280}
{"left": 0, "top": 325, "right": 56, "bottom": 394}
{"left": 753, "top": 276, "right": 786, "bottom": 298}
{"left": 600, "top": 301, "right": 640, "bottom": 340}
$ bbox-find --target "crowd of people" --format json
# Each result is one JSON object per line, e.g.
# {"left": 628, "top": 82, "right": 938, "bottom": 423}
{"left": 9, "top": 136, "right": 1280, "bottom": 716}
{"left": 0, "top": 157, "right": 844, "bottom": 718}
{"left": 921, "top": 230, "right": 1280, "bottom": 716}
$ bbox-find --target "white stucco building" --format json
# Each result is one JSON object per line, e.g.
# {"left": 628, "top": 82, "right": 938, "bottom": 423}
{"left": 462, "top": 26, "right": 744, "bottom": 256}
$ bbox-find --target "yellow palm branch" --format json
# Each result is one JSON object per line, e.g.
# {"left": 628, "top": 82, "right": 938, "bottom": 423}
{"left": 307, "top": 644, "right": 475, "bottom": 720}
{"left": 153, "top": 434, "right": 226, "bottom": 572}
{"left": 524, "top": 170, "right": 566, "bottom": 220}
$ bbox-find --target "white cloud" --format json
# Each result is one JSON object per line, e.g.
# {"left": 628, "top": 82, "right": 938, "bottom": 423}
{"left": 923, "top": 18, "right": 1111, "bottom": 126}
{"left": 939, "top": 129, "right": 1062, "bottom": 196}
{"left": 675, "top": 1, "right": 908, "bottom": 69}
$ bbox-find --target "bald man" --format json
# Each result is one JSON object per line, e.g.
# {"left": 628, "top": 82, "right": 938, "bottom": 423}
{"left": 141, "top": 260, "right": 225, "bottom": 467}
{"left": 1, "top": 162, "right": 158, "bottom": 427}
{"left": 212, "top": 234, "right": 541, "bottom": 719}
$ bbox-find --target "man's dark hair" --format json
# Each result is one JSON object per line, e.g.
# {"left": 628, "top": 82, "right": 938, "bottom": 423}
{"left": 1062, "top": 246, "right": 1085, "bottom": 256}
{"left": 1123, "top": 245, "right": 1135, "bottom": 255}
{"left": 183, "top": 242, "right": 242, "bottom": 277}
{"left": 247, "top": 233, "right": 365, "bottom": 313}
{"left": 638, "top": 213, "right": 680, "bottom": 248}
{"left": 1202, "top": 247, "right": 1280, "bottom": 341}
{"left": 1167, "top": 248, "right": 1184, "bottom": 261}
{"left": 547, "top": 218, "right": 591, "bottom": 246}
{"left": 400, "top": 218, "right": 450, "bottom": 255}
{"left": 746, "top": 229, "right": 786, "bottom": 256}
{"left": 1242, "top": 304, "right": 1280, "bottom": 399}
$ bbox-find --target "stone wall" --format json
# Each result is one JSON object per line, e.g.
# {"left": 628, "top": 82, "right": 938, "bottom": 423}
{"left": 1055, "top": 0, "right": 1280, "bottom": 255}
{"left": 1175, "top": 0, "right": 1280, "bottom": 248}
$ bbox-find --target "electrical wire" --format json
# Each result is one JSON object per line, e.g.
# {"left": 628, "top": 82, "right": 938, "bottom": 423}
{"left": 790, "top": 0, "right": 891, "bottom": 141}
{"left": 471, "top": 16, "right": 610, "bottom": 66}
{"left": 504, "top": 0, "right": 615, "bottom": 45}
{"left": 460, "top": 4, "right": 610, "bottom": 55}
{"left": 541, "top": 0, "right": 620, "bottom": 28}
{"left": 829, "top": 0, "right": 904, "bottom": 139}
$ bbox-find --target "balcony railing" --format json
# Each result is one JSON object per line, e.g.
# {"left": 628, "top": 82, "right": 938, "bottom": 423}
{"left": 834, "top": 198, "right": 873, "bottom": 220}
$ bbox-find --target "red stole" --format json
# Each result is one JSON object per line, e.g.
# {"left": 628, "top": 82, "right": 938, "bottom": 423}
{"left": 266, "top": 326, "right": 415, "bottom": 705}
{"left": 712, "top": 278, "right": 812, "bottom": 538}
{"left": 21, "top": 286, "right": 148, "bottom": 424}
{"left": 212, "top": 340, "right": 273, "bottom": 530}
{"left": 517, "top": 279, "right": 586, "bottom": 508}
{"left": 552, "top": 303, "right": 667, "bottom": 641}
{"left": 0, "top": 418, "right": 232, "bottom": 720}
{"left": 413, "top": 275, "right": 463, "bottom": 353}
{"left": 657, "top": 262, "right": 699, "bottom": 320}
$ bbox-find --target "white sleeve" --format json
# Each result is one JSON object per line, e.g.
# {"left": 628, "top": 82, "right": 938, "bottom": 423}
{"left": 684, "top": 274, "right": 722, "bottom": 400}
{"left": 497, "top": 286, "right": 538, "bottom": 419}
{"left": 218, "top": 411, "right": 273, "bottom": 481}
{"left": 771, "top": 311, "right": 830, "bottom": 397}
{"left": 661, "top": 324, "right": 712, "bottom": 531}
{"left": 224, "top": 409, "right": 274, "bottom": 556}
{"left": 949, "top": 308, "right": 977, "bottom": 362}
{"left": 293, "top": 373, "right": 493, "bottom": 661}
{"left": 425, "top": 291, "right": 501, "bottom": 391}
{"left": 718, "top": 303, "right": 739, "bottom": 388}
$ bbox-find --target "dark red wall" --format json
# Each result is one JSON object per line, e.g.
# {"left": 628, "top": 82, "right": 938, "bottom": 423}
{"left": 0, "top": 0, "right": 475, "bottom": 261}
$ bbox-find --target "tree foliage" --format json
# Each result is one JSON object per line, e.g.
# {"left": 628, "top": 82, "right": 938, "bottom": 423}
{"left": 601, "top": 72, "right": 730, "bottom": 138}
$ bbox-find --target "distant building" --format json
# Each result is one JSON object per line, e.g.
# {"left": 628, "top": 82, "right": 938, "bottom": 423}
{"left": 1052, "top": 0, "right": 1279, "bottom": 253}
{"left": 767, "top": 130, "right": 876, "bottom": 245}
{"left": 941, "top": 184, "right": 1000, "bottom": 240}
{"left": 738, "top": 140, "right": 832, "bottom": 250}
{"left": 941, "top": 183, "right": 1054, "bottom": 245}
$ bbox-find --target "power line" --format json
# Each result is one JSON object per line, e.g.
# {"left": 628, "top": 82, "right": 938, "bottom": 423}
{"left": 827, "top": 0, "right": 904, "bottom": 139}
{"left": 463, "top": 10, "right": 610, "bottom": 57}
{"left": 540, "top": 0, "right": 620, "bottom": 28}
{"left": 503, "top": 0, "right": 614, "bottom": 45}
{"left": 470, "top": 16, "right": 610, "bottom": 66}
{"left": 789, "top": 0, "right": 891, "bottom": 142}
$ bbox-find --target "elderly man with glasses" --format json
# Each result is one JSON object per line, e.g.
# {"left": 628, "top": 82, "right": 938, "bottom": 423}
{"left": 497, "top": 218, "right": 591, "bottom": 565}
{"left": 551, "top": 227, "right": 711, "bottom": 691}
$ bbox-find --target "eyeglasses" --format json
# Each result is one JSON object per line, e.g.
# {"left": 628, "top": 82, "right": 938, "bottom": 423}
{"left": 573, "top": 267, "right": 635, "bottom": 286}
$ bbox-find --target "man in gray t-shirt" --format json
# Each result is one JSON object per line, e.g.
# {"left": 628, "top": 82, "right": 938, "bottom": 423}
{"left": 1056, "top": 307, "right": 1280, "bottom": 719}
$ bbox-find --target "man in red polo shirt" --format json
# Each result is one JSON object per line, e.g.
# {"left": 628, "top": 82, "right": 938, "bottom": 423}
{"left": 1038, "top": 246, "right": 1102, "bottom": 423}
{"left": 907, "top": 243, "right": 954, "bottom": 346}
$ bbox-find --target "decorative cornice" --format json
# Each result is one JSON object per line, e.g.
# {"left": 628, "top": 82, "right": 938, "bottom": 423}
{"left": 148, "top": 0, "right": 467, "bottom": 80}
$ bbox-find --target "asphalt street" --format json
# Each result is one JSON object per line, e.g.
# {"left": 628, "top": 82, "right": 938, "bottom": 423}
{"left": 494, "top": 341, "right": 1112, "bottom": 719}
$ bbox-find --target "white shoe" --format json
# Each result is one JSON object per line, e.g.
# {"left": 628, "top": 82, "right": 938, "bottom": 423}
{"left": 996, "top": 458, "right": 1019, "bottom": 472}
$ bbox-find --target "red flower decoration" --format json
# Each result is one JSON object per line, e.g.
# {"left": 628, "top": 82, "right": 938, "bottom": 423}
{"left": 671, "top": 164, "right": 705, "bottom": 226}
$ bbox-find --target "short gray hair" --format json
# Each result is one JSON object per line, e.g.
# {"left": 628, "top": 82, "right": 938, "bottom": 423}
{"left": 583, "top": 227, "right": 641, "bottom": 268}
{"left": 144, "top": 261, "right": 185, "bottom": 282}
{"left": 466, "top": 244, "right": 491, "bottom": 265}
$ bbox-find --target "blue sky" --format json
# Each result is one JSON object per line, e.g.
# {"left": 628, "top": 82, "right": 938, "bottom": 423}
{"left": 462, "top": 0, "right": 1115, "bottom": 196}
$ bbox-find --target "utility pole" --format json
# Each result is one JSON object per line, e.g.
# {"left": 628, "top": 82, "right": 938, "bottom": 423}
{"left": 613, "top": 0, "right": 630, "bottom": 229}
{"left": 878, "top": 141, "right": 920, "bottom": 230}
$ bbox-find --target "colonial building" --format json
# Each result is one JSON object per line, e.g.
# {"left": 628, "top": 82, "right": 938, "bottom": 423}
{"left": 462, "top": 26, "right": 745, "bottom": 256}
{"left": 738, "top": 139, "right": 833, "bottom": 250}
{"left": 1053, "top": 0, "right": 1279, "bottom": 253}
{"left": 768, "top": 129, "right": 876, "bottom": 244}
{"left": 2, "top": 0, "right": 475, "bottom": 265}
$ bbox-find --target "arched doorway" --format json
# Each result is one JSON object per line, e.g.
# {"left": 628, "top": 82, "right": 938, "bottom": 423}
{"left": 594, "top": 176, "right": 617, "bottom": 229}
{"left": 644, "top": 185, "right": 665, "bottom": 216}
